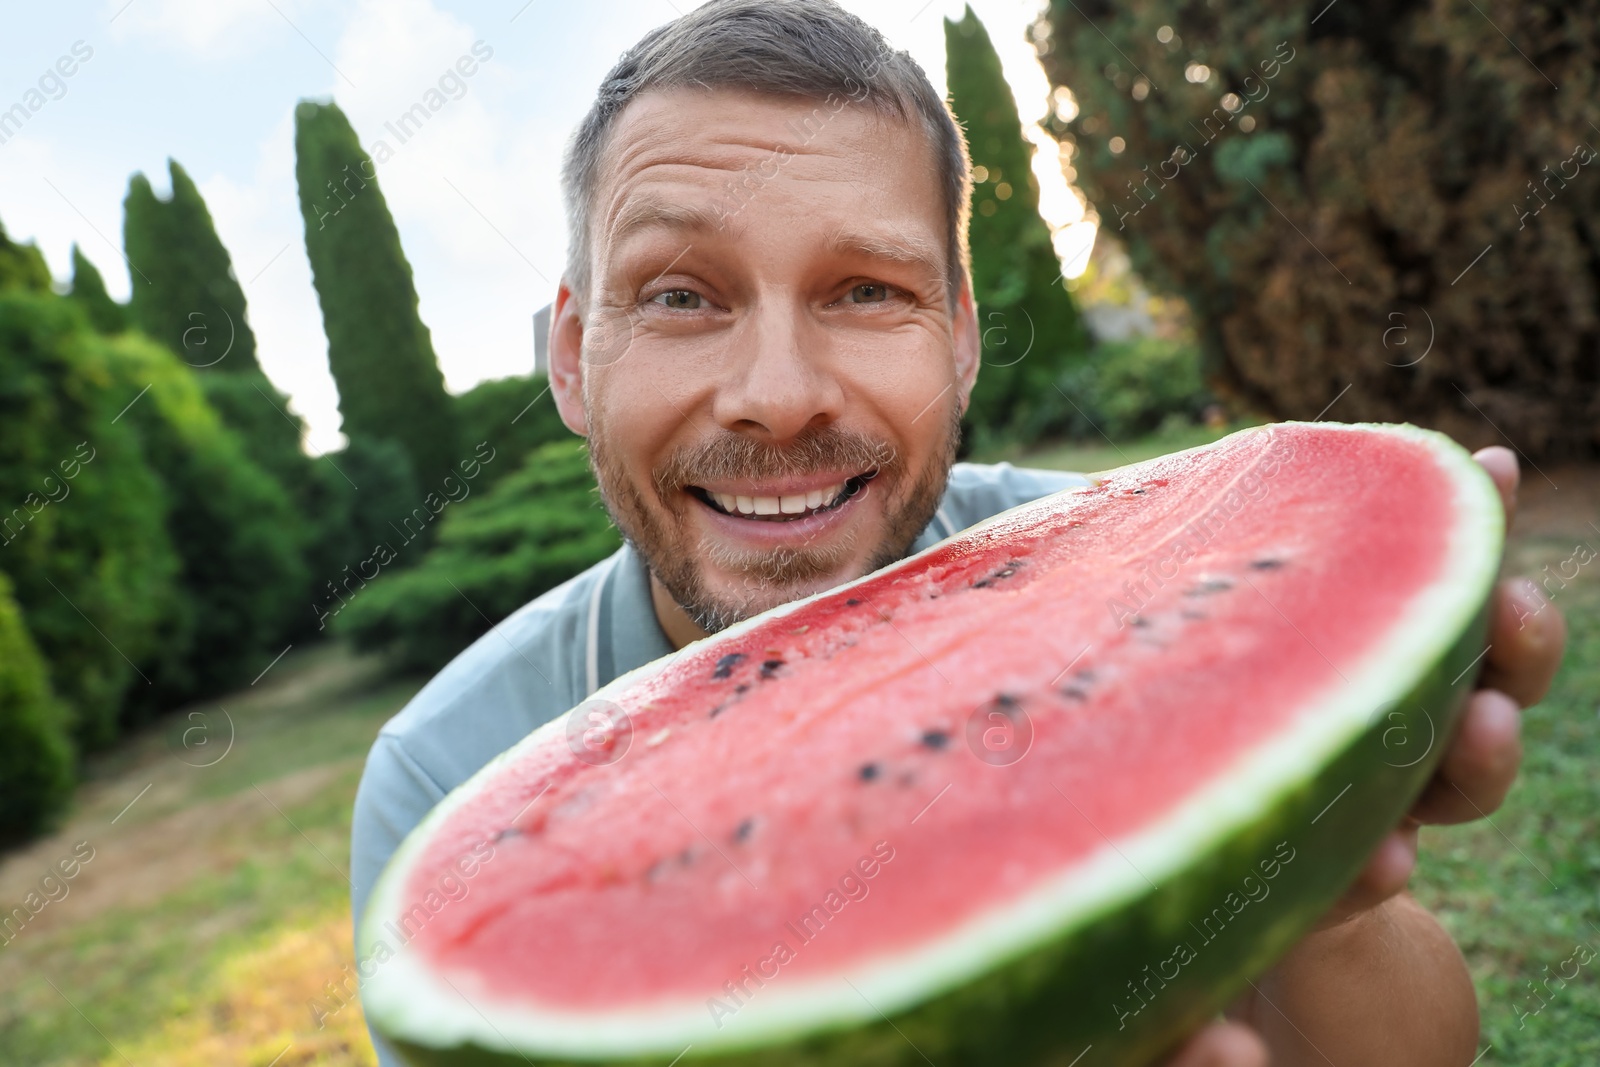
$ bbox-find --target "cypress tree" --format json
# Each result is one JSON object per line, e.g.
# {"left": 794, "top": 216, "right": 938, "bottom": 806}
{"left": 123, "top": 160, "right": 260, "bottom": 373}
{"left": 293, "top": 99, "right": 459, "bottom": 490}
{"left": 67, "top": 244, "right": 128, "bottom": 334}
{"left": 120, "top": 164, "right": 316, "bottom": 541}
{"left": 946, "top": 6, "right": 1089, "bottom": 450}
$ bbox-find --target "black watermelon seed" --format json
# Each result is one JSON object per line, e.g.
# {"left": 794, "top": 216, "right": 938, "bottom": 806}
{"left": 1184, "top": 578, "right": 1233, "bottom": 597}
{"left": 735, "top": 683, "right": 751, "bottom": 694}
{"left": 920, "top": 729, "right": 949, "bottom": 750}
{"left": 1061, "top": 685, "right": 1088, "bottom": 702}
{"left": 712, "top": 652, "right": 746, "bottom": 679}
{"left": 1250, "top": 558, "right": 1284, "bottom": 570}
{"left": 494, "top": 826, "right": 522, "bottom": 841}
{"left": 732, "top": 819, "right": 754, "bottom": 843}
{"left": 709, "top": 703, "right": 726, "bottom": 718}
{"left": 858, "top": 762, "right": 881, "bottom": 782}
{"left": 991, "top": 693, "right": 1022, "bottom": 714}
{"left": 846, "top": 598, "right": 862, "bottom": 606}
{"left": 760, "top": 658, "right": 784, "bottom": 677}
{"left": 1129, "top": 615, "right": 1150, "bottom": 628}
{"left": 1181, "top": 609, "right": 1207, "bottom": 621}
{"left": 678, "top": 848, "right": 694, "bottom": 866}
{"left": 1131, "top": 488, "right": 1146, "bottom": 495}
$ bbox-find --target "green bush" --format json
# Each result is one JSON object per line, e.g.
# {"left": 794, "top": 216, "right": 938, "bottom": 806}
{"left": 0, "top": 219, "right": 51, "bottom": 294}
{"left": 297, "top": 436, "right": 422, "bottom": 638}
{"left": 1055, "top": 337, "right": 1214, "bottom": 441}
{"left": 0, "top": 570, "right": 75, "bottom": 845}
{"left": 100, "top": 332, "right": 310, "bottom": 712}
{"left": 335, "top": 440, "right": 620, "bottom": 672}
{"left": 451, "top": 374, "right": 572, "bottom": 492}
{"left": 0, "top": 292, "right": 181, "bottom": 750}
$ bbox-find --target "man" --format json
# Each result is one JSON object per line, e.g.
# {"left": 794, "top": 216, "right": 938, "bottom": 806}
{"left": 351, "top": 2, "right": 1566, "bottom": 1063}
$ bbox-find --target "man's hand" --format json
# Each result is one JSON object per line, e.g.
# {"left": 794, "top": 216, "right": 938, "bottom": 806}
{"left": 1162, "top": 445, "right": 1568, "bottom": 1065}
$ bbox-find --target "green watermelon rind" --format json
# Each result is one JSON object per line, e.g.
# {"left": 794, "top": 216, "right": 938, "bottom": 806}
{"left": 359, "top": 422, "right": 1503, "bottom": 1066}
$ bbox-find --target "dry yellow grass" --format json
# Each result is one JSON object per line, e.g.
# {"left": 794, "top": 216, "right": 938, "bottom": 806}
{"left": 104, "top": 911, "right": 378, "bottom": 1067}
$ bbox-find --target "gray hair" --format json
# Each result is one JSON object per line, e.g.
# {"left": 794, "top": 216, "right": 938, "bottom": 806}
{"left": 560, "top": 0, "right": 972, "bottom": 304}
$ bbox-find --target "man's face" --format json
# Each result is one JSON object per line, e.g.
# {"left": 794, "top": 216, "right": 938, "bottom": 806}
{"left": 552, "top": 87, "right": 978, "bottom": 634}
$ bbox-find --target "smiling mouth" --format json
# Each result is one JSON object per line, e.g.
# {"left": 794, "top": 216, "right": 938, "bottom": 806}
{"left": 688, "top": 471, "right": 877, "bottom": 522}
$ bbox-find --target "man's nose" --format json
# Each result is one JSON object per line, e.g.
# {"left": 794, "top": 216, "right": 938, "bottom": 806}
{"left": 710, "top": 300, "right": 845, "bottom": 445}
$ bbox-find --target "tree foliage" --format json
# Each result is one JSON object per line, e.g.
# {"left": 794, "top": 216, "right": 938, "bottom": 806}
{"left": 67, "top": 244, "right": 129, "bottom": 334}
{"left": 100, "top": 331, "right": 309, "bottom": 711}
{"left": 451, "top": 373, "right": 572, "bottom": 492}
{"left": 0, "top": 219, "right": 52, "bottom": 294}
{"left": 946, "top": 6, "right": 1090, "bottom": 450}
{"left": 121, "top": 161, "right": 314, "bottom": 500}
{"left": 294, "top": 100, "right": 460, "bottom": 488}
{"left": 1036, "top": 0, "right": 1600, "bottom": 458}
{"left": 0, "top": 292, "right": 180, "bottom": 749}
{"left": 123, "top": 160, "right": 261, "bottom": 374}
{"left": 335, "top": 440, "right": 620, "bottom": 672}
{"left": 0, "top": 570, "right": 74, "bottom": 846}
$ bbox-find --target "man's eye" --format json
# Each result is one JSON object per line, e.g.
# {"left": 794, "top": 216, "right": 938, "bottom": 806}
{"left": 651, "top": 290, "right": 702, "bottom": 309}
{"left": 846, "top": 283, "right": 891, "bottom": 304}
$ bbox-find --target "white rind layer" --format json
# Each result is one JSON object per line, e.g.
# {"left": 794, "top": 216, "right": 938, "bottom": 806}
{"left": 359, "top": 422, "right": 1504, "bottom": 1059}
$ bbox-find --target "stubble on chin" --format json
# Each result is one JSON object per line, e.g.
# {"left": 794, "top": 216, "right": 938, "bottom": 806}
{"left": 586, "top": 407, "right": 960, "bottom": 634}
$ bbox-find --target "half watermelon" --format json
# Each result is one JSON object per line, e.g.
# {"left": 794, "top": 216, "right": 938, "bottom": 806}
{"left": 359, "top": 422, "right": 1503, "bottom": 1065}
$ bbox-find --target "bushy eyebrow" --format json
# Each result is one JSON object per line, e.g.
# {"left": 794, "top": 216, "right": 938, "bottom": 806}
{"left": 825, "top": 227, "right": 945, "bottom": 284}
{"left": 605, "top": 196, "right": 945, "bottom": 285}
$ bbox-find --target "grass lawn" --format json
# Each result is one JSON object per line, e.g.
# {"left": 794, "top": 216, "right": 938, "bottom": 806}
{"left": 0, "top": 646, "right": 424, "bottom": 1066}
{"left": 0, "top": 428, "right": 1593, "bottom": 1066}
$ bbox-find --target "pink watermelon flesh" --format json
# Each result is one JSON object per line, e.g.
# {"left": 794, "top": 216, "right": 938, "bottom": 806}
{"left": 389, "top": 423, "right": 1461, "bottom": 1011}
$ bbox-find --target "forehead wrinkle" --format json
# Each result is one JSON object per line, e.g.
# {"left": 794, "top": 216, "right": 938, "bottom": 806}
{"left": 606, "top": 195, "right": 738, "bottom": 250}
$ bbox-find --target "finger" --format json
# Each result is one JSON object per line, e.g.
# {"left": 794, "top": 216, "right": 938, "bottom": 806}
{"left": 1410, "top": 689, "right": 1522, "bottom": 824}
{"left": 1472, "top": 446, "right": 1518, "bottom": 531}
{"left": 1163, "top": 1020, "right": 1270, "bottom": 1067}
{"left": 1315, "top": 824, "right": 1418, "bottom": 929}
{"left": 1481, "top": 578, "right": 1568, "bottom": 707}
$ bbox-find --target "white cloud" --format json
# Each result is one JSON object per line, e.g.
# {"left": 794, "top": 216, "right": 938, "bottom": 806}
{"left": 105, "top": 0, "right": 311, "bottom": 58}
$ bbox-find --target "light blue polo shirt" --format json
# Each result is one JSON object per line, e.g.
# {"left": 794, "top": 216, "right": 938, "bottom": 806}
{"left": 349, "top": 460, "right": 1088, "bottom": 1064}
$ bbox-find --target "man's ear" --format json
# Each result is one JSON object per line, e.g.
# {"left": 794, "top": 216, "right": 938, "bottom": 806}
{"left": 549, "top": 277, "right": 588, "bottom": 437}
{"left": 951, "top": 281, "right": 981, "bottom": 416}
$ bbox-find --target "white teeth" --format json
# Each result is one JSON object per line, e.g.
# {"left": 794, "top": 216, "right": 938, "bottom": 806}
{"left": 709, "top": 480, "right": 855, "bottom": 518}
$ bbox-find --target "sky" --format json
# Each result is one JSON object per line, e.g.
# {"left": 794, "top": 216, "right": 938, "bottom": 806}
{"left": 0, "top": 0, "right": 1094, "bottom": 453}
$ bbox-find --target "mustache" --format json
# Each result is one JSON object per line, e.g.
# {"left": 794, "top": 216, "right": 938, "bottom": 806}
{"left": 651, "top": 426, "right": 898, "bottom": 497}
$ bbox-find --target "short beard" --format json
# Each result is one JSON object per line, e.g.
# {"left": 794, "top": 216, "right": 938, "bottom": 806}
{"left": 587, "top": 406, "right": 961, "bottom": 635}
